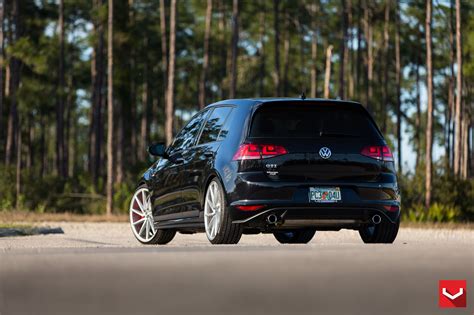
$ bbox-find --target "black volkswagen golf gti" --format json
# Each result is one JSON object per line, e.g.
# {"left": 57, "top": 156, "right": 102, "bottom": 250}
{"left": 129, "top": 98, "right": 400, "bottom": 245}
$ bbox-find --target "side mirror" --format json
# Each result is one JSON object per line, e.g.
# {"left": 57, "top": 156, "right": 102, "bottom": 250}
{"left": 148, "top": 143, "right": 168, "bottom": 158}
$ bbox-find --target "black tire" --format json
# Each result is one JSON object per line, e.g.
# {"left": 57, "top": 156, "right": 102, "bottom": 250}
{"left": 130, "top": 184, "right": 176, "bottom": 245}
{"left": 206, "top": 178, "right": 243, "bottom": 245}
{"left": 143, "top": 229, "right": 176, "bottom": 245}
{"left": 359, "top": 216, "right": 400, "bottom": 244}
{"left": 273, "top": 229, "right": 316, "bottom": 244}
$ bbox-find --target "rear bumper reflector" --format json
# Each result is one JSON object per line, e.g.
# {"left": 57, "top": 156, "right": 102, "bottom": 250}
{"left": 383, "top": 205, "right": 400, "bottom": 212}
{"left": 236, "top": 205, "right": 266, "bottom": 211}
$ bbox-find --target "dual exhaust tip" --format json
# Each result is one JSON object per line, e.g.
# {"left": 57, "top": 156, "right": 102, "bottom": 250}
{"left": 372, "top": 214, "right": 382, "bottom": 225}
{"left": 266, "top": 213, "right": 279, "bottom": 225}
{"left": 267, "top": 213, "right": 382, "bottom": 225}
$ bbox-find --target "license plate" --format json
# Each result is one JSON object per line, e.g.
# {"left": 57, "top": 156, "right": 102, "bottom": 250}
{"left": 309, "top": 187, "right": 341, "bottom": 203}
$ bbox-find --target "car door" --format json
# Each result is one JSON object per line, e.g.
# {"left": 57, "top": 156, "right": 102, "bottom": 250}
{"left": 149, "top": 157, "right": 181, "bottom": 217}
{"left": 180, "top": 106, "right": 234, "bottom": 214}
{"left": 151, "top": 109, "right": 210, "bottom": 219}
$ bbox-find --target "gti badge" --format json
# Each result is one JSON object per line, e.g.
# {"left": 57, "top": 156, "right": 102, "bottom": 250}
{"left": 319, "top": 147, "right": 332, "bottom": 159}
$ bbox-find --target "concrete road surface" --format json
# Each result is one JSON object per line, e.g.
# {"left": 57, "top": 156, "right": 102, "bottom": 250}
{"left": 0, "top": 223, "right": 473, "bottom": 315}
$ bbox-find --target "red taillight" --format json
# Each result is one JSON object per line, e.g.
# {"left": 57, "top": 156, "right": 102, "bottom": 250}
{"left": 361, "top": 145, "right": 394, "bottom": 162}
{"left": 236, "top": 205, "right": 265, "bottom": 211}
{"left": 382, "top": 146, "right": 394, "bottom": 161}
{"left": 233, "top": 144, "right": 287, "bottom": 160}
{"left": 383, "top": 205, "right": 400, "bottom": 212}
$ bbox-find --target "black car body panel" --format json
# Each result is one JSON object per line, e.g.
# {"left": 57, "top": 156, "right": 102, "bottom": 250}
{"left": 141, "top": 98, "right": 401, "bottom": 232}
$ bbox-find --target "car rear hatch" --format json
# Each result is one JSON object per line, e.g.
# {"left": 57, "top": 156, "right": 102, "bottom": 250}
{"left": 237, "top": 101, "right": 387, "bottom": 182}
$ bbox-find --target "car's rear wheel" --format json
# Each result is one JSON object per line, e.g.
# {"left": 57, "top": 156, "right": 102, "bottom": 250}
{"left": 359, "top": 216, "right": 400, "bottom": 244}
{"left": 204, "top": 178, "right": 243, "bottom": 244}
{"left": 130, "top": 185, "right": 176, "bottom": 245}
{"left": 273, "top": 229, "right": 316, "bottom": 244}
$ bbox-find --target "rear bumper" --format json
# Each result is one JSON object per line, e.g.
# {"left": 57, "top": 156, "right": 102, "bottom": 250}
{"left": 228, "top": 173, "right": 400, "bottom": 227}
{"left": 230, "top": 203, "right": 400, "bottom": 227}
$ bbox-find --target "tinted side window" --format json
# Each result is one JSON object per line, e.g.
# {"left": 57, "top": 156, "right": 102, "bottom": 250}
{"left": 198, "top": 107, "right": 233, "bottom": 144}
{"left": 171, "top": 110, "right": 208, "bottom": 153}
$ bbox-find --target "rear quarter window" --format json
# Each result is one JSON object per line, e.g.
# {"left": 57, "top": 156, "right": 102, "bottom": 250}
{"left": 170, "top": 109, "right": 209, "bottom": 153}
{"left": 249, "top": 102, "right": 381, "bottom": 139}
{"left": 198, "top": 106, "right": 233, "bottom": 144}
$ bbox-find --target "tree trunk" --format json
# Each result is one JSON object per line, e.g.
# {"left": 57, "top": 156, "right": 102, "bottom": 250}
{"left": 115, "top": 102, "right": 123, "bottom": 183}
{"left": 128, "top": 0, "right": 136, "bottom": 166}
{"left": 40, "top": 114, "right": 45, "bottom": 178}
{"left": 139, "top": 74, "right": 150, "bottom": 161}
{"left": 468, "top": 120, "right": 473, "bottom": 178}
{"left": 446, "top": 0, "right": 455, "bottom": 170}
{"left": 69, "top": 103, "right": 76, "bottom": 177}
{"left": 339, "top": 0, "right": 347, "bottom": 99}
{"left": 199, "top": 0, "right": 212, "bottom": 109}
{"left": 64, "top": 74, "right": 73, "bottom": 177}
{"left": 90, "top": 0, "right": 104, "bottom": 188}
{"left": 272, "top": 0, "right": 280, "bottom": 96}
{"left": 106, "top": 0, "right": 114, "bottom": 216}
{"left": 229, "top": 0, "right": 239, "bottom": 99}
{"left": 415, "top": 63, "right": 421, "bottom": 171}
{"left": 56, "top": 0, "right": 66, "bottom": 177}
{"left": 324, "top": 45, "right": 333, "bottom": 99}
{"left": 395, "top": 0, "right": 402, "bottom": 174}
{"left": 381, "top": 0, "right": 390, "bottom": 134}
{"left": 363, "top": 0, "right": 373, "bottom": 112}
{"left": 27, "top": 113, "right": 34, "bottom": 169}
{"left": 347, "top": 0, "right": 354, "bottom": 98}
{"left": 160, "top": 0, "right": 168, "bottom": 107}
{"left": 5, "top": 0, "right": 19, "bottom": 166}
{"left": 165, "top": 0, "right": 176, "bottom": 145}
{"left": 15, "top": 126, "right": 21, "bottom": 209}
{"left": 461, "top": 116, "right": 468, "bottom": 179}
{"left": 0, "top": 0, "right": 4, "bottom": 135}
{"left": 310, "top": 1, "right": 318, "bottom": 98}
{"left": 218, "top": 0, "right": 227, "bottom": 99}
{"left": 4, "top": 58, "right": 8, "bottom": 99}
{"left": 453, "top": 0, "right": 462, "bottom": 176}
{"left": 282, "top": 19, "right": 290, "bottom": 97}
{"left": 297, "top": 19, "right": 305, "bottom": 91}
{"left": 258, "top": 8, "right": 265, "bottom": 97}
{"left": 356, "top": 0, "right": 362, "bottom": 99}
{"left": 425, "top": 0, "right": 434, "bottom": 209}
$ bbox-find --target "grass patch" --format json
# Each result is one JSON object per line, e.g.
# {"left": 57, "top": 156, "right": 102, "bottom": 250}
{"left": 0, "top": 223, "right": 34, "bottom": 229}
{"left": 0, "top": 223, "right": 64, "bottom": 237}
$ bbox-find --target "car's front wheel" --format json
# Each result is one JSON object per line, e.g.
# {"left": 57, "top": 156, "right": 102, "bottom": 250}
{"left": 273, "top": 229, "right": 316, "bottom": 244}
{"left": 129, "top": 185, "right": 176, "bottom": 245}
{"left": 204, "top": 178, "right": 243, "bottom": 244}
{"left": 359, "top": 216, "right": 400, "bottom": 244}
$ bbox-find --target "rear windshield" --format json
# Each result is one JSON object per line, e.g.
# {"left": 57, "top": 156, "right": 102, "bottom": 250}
{"left": 249, "top": 102, "right": 381, "bottom": 139}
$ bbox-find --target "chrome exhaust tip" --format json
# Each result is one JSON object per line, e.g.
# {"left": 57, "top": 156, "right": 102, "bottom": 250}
{"left": 372, "top": 214, "right": 382, "bottom": 225}
{"left": 266, "top": 214, "right": 278, "bottom": 225}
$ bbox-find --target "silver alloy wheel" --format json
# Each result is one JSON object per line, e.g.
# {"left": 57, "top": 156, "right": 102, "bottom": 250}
{"left": 204, "top": 181, "right": 223, "bottom": 241}
{"left": 130, "top": 187, "right": 157, "bottom": 243}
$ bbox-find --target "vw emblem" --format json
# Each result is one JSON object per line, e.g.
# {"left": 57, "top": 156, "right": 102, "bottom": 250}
{"left": 319, "top": 147, "right": 332, "bottom": 159}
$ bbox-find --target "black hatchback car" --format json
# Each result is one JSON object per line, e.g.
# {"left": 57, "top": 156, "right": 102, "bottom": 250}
{"left": 129, "top": 98, "right": 400, "bottom": 245}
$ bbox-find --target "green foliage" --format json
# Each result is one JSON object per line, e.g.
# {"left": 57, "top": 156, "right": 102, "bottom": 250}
{"left": 0, "top": 167, "right": 16, "bottom": 210}
{"left": 0, "top": 166, "right": 135, "bottom": 215}
{"left": 113, "top": 182, "right": 135, "bottom": 214}
{"left": 401, "top": 169, "right": 474, "bottom": 222}
{"left": 403, "top": 203, "right": 461, "bottom": 222}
